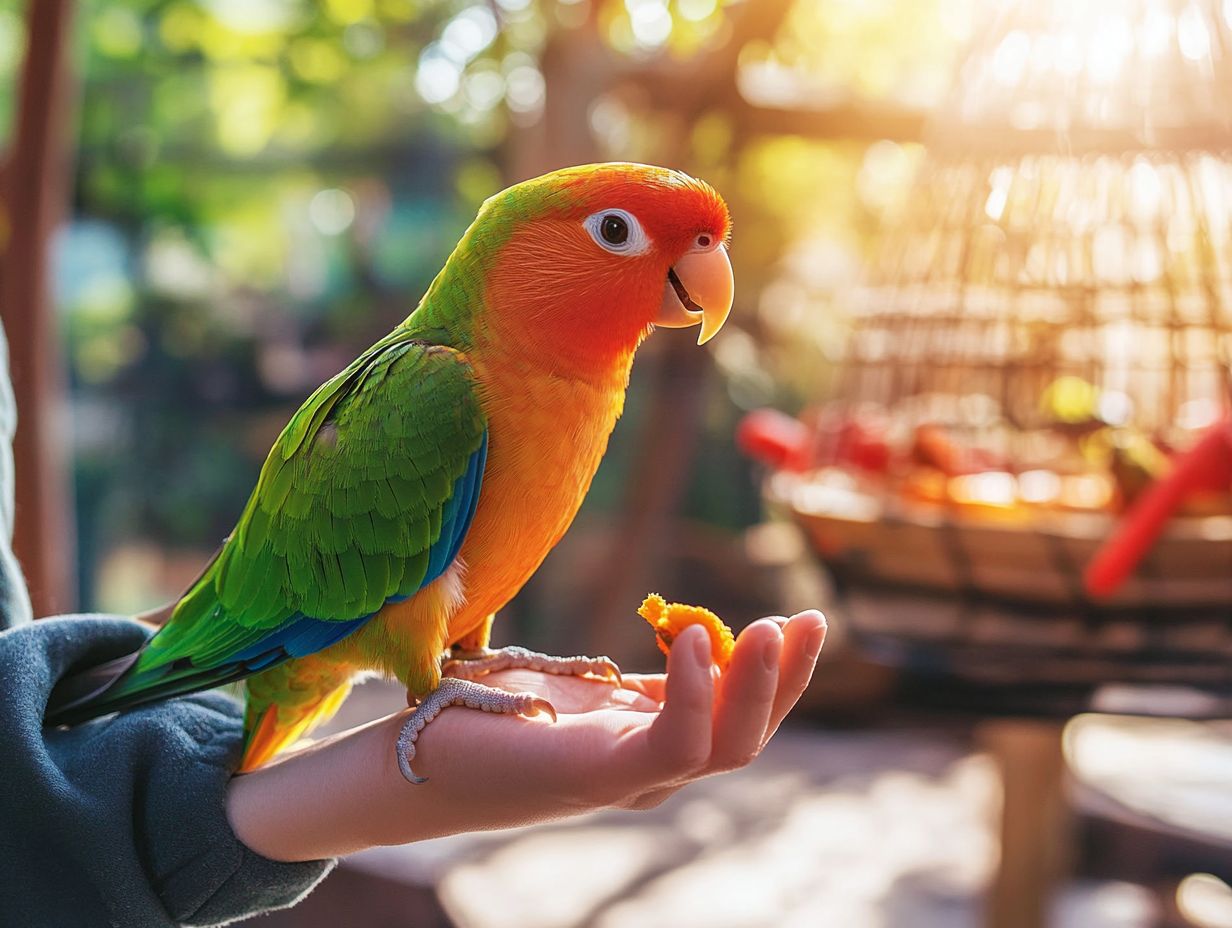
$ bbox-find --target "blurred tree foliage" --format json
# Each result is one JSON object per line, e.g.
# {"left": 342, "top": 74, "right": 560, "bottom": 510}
{"left": 0, "top": 0, "right": 972, "bottom": 610}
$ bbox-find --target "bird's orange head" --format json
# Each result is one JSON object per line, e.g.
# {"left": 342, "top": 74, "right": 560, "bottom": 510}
{"left": 440, "top": 162, "right": 733, "bottom": 379}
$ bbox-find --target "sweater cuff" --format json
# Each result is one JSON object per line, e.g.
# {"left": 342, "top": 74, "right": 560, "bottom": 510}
{"left": 136, "top": 689, "right": 336, "bottom": 926}
{"left": 165, "top": 838, "right": 334, "bottom": 928}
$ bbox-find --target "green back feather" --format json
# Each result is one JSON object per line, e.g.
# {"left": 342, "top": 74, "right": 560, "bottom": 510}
{"left": 127, "top": 332, "right": 487, "bottom": 681}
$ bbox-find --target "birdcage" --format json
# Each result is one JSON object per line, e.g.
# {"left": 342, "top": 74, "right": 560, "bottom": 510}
{"left": 765, "top": 0, "right": 1232, "bottom": 689}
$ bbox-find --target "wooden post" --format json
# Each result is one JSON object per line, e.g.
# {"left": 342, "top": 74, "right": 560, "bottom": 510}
{"left": 0, "top": 0, "right": 77, "bottom": 617}
{"left": 978, "top": 719, "right": 1073, "bottom": 928}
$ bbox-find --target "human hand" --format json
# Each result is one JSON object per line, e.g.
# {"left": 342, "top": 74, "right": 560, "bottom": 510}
{"left": 227, "top": 610, "right": 826, "bottom": 862}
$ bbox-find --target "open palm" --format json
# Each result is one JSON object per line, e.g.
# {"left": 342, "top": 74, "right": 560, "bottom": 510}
{"left": 460, "top": 610, "right": 826, "bottom": 814}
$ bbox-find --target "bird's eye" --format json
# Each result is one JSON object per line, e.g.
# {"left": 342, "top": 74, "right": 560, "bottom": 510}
{"left": 601, "top": 215, "right": 628, "bottom": 245}
{"left": 583, "top": 208, "right": 650, "bottom": 255}
{"left": 697, "top": 234, "right": 712, "bottom": 249}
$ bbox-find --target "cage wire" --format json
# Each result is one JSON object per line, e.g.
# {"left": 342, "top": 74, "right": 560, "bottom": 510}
{"left": 776, "top": 0, "right": 1232, "bottom": 689}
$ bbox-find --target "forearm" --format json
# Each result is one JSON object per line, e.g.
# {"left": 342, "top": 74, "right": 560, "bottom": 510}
{"left": 226, "top": 708, "right": 582, "bottom": 861}
{"left": 226, "top": 653, "right": 712, "bottom": 861}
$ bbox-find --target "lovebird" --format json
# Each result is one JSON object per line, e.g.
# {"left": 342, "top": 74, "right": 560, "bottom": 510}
{"left": 47, "top": 163, "right": 734, "bottom": 783}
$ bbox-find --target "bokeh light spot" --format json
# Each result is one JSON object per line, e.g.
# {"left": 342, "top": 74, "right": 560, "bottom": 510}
{"left": 309, "top": 188, "right": 357, "bottom": 236}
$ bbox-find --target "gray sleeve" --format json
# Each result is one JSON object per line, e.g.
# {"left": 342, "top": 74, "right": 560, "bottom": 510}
{"left": 0, "top": 320, "right": 32, "bottom": 630}
{"left": 0, "top": 616, "right": 335, "bottom": 927}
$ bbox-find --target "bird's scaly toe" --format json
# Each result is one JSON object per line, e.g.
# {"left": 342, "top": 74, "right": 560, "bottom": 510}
{"left": 443, "top": 645, "right": 622, "bottom": 687}
{"left": 396, "top": 677, "right": 558, "bottom": 784}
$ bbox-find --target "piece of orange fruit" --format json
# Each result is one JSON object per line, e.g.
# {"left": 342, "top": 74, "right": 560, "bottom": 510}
{"left": 638, "top": 594, "right": 735, "bottom": 670}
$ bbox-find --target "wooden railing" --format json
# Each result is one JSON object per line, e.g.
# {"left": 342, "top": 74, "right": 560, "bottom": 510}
{"left": 0, "top": 0, "right": 76, "bottom": 618}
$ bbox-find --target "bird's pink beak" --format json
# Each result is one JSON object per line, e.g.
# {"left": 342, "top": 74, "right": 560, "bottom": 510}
{"left": 654, "top": 246, "right": 734, "bottom": 345}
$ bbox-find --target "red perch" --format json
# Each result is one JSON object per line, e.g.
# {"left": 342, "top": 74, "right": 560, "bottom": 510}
{"left": 1084, "top": 417, "right": 1232, "bottom": 598}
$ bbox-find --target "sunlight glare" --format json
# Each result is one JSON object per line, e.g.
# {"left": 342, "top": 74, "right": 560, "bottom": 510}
{"left": 1086, "top": 15, "right": 1132, "bottom": 83}
{"left": 416, "top": 47, "right": 462, "bottom": 104}
{"left": 1128, "top": 159, "right": 1162, "bottom": 223}
{"left": 678, "top": 0, "right": 717, "bottom": 23}
{"left": 203, "top": 0, "right": 297, "bottom": 34}
{"left": 1139, "top": 2, "right": 1174, "bottom": 57}
{"left": 308, "top": 189, "right": 356, "bottom": 237}
{"left": 441, "top": 6, "right": 499, "bottom": 63}
{"left": 505, "top": 63, "right": 545, "bottom": 114}
{"left": 1178, "top": 2, "right": 1212, "bottom": 60}
{"left": 992, "top": 30, "right": 1029, "bottom": 85}
{"left": 627, "top": 0, "right": 672, "bottom": 49}
{"left": 464, "top": 68, "right": 505, "bottom": 112}
{"left": 984, "top": 166, "right": 1013, "bottom": 221}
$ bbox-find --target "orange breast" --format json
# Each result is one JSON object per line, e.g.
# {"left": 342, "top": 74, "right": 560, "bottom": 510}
{"left": 334, "top": 342, "right": 631, "bottom": 692}
{"left": 446, "top": 349, "right": 630, "bottom": 643}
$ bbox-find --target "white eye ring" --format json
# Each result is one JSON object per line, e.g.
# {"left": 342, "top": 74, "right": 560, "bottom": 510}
{"left": 689, "top": 232, "right": 721, "bottom": 253}
{"left": 583, "top": 209, "right": 651, "bottom": 255}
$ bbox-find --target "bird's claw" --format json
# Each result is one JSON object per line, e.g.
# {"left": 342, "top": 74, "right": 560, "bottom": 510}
{"left": 527, "top": 695, "right": 557, "bottom": 723}
{"left": 595, "top": 662, "right": 622, "bottom": 687}
{"left": 396, "top": 677, "right": 558, "bottom": 784}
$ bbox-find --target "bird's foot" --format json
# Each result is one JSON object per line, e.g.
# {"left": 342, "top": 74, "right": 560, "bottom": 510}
{"left": 443, "top": 645, "right": 622, "bottom": 687}
{"left": 396, "top": 677, "right": 556, "bottom": 785}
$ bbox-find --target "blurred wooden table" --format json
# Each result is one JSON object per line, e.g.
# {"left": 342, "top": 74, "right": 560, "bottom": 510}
{"left": 978, "top": 720, "right": 1072, "bottom": 928}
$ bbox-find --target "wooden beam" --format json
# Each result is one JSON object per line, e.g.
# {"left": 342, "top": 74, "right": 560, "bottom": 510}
{"left": 0, "top": 0, "right": 76, "bottom": 617}
{"left": 724, "top": 98, "right": 927, "bottom": 143}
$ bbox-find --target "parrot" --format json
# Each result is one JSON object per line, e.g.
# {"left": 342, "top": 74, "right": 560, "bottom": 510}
{"left": 46, "top": 162, "right": 734, "bottom": 783}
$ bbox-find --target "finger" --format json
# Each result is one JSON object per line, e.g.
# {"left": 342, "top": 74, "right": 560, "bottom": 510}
{"left": 642, "top": 625, "right": 714, "bottom": 780}
{"left": 710, "top": 619, "right": 782, "bottom": 771}
{"left": 619, "top": 674, "right": 666, "bottom": 703}
{"left": 765, "top": 610, "right": 827, "bottom": 739}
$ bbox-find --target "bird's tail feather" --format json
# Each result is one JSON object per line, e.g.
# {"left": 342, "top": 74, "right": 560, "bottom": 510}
{"left": 45, "top": 549, "right": 233, "bottom": 727}
{"left": 45, "top": 653, "right": 249, "bottom": 727}
{"left": 45, "top": 652, "right": 143, "bottom": 724}
{"left": 239, "top": 681, "right": 352, "bottom": 772}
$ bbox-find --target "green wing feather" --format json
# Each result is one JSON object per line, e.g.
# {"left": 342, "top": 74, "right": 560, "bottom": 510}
{"left": 65, "top": 334, "right": 488, "bottom": 714}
